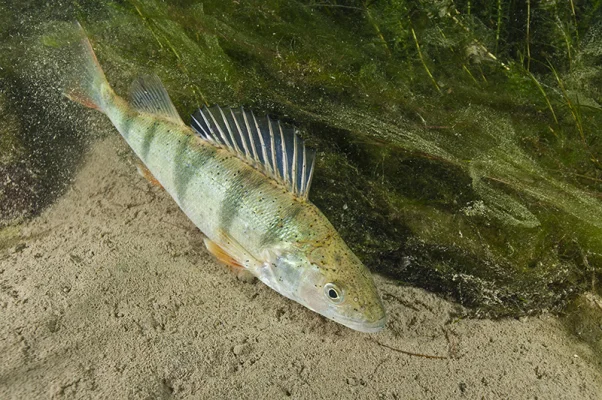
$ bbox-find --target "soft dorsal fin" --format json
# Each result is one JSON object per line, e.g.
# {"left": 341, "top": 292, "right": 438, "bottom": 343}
{"left": 129, "top": 75, "right": 184, "bottom": 125}
{"left": 191, "top": 105, "right": 316, "bottom": 199}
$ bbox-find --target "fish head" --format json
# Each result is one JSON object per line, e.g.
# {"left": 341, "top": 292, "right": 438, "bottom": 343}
{"left": 258, "top": 235, "right": 386, "bottom": 333}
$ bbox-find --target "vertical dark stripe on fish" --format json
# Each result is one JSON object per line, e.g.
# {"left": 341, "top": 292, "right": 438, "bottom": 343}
{"left": 172, "top": 134, "right": 192, "bottom": 205}
{"left": 219, "top": 168, "right": 263, "bottom": 236}
{"left": 172, "top": 135, "right": 215, "bottom": 206}
{"left": 140, "top": 121, "right": 159, "bottom": 161}
{"left": 119, "top": 115, "right": 135, "bottom": 140}
{"left": 259, "top": 202, "right": 303, "bottom": 247}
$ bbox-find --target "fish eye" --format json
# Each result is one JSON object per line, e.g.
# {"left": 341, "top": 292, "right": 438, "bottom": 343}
{"left": 324, "top": 283, "right": 344, "bottom": 304}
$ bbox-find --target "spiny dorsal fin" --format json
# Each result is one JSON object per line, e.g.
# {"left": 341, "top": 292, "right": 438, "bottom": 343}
{"left": 191, "top": 105, "right": 316, "bottom": 199}
{"left": 129, "top": 75, "right": 184, "bottom": 125}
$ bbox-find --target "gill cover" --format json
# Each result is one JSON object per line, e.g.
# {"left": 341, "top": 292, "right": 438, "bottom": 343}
{"left": 255, "top": 246, "right": 386, "bottom": 333}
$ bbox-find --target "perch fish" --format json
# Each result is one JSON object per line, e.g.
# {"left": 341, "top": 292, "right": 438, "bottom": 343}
{"left": 65, "top": 25, "right": 386, "bottom": 333}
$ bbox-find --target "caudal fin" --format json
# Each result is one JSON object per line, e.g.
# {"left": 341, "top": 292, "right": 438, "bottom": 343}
{"left": 64, "top": 22, "right": 110, "bottom": 112}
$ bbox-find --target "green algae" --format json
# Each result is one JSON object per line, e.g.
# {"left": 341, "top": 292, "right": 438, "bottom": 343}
{"left": 1, "top": 0, "right": 602, "bottom": 323}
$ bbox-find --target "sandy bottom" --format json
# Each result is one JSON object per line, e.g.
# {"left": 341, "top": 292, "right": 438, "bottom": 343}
{"left": 1, "top": 136, "right": 601, "bottom": 399}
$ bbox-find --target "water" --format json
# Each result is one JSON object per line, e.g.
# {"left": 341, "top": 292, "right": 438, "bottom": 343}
{"left": 1, "top": 0, "right": 601, "bottom": 398}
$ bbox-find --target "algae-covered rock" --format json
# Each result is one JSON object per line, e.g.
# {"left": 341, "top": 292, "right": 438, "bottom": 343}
{"left": 0, "top": 0, "right": 601, "bottom": 319}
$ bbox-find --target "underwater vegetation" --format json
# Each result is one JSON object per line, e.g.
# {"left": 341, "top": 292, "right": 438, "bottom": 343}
{"left": 1, "top": 0, "right": 602, "bottom": 338}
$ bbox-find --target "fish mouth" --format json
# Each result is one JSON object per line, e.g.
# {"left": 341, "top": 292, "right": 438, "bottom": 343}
{"left": 334, "top": 314, "right": 387, "bottom": 334}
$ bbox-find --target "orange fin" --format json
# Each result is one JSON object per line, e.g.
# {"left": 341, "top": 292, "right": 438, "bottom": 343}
{"left": 203, "top": 238, "right": 244, "bottom": 270}
{"left": 136, "top": 161, "right": 163, "bottom": 188}
{"left": 204, "top": 231, "right": 259, "bottom": 282}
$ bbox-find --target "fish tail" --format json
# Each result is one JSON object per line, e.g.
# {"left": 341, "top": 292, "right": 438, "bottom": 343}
{"left": 64, "top": 22, "right": 111, "bottom": 112}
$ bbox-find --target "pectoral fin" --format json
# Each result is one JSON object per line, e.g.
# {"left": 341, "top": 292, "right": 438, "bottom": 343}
{"left": 203, "top": 231, "right": 259, "bottom": 282}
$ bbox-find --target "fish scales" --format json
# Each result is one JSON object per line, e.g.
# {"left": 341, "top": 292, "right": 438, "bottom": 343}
{"left": 65, "top": 25, "right": 386, "bottom": 332}
{"left": 106, "top": 95, "right": 315, "bottom": 260}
